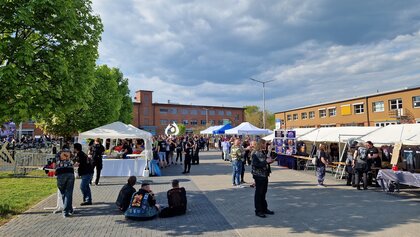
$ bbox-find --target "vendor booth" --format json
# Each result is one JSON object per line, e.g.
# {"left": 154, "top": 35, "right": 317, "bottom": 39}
{"left": 78, "top": 122, "right": 153, "bottom": 177}
{"left": 200, "top": 125, "right": 223, "bottom": 135}
{"left": 225, "top": 122, "right": 271, "bottom": 135}
{"left": 212, "top": 124, "right": 232, "bottom": 135}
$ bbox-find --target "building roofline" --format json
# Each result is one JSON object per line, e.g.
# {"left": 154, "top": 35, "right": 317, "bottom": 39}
{"left": 135, "top": 90, "right": 154, "bottom": 93}
{"left": 275, "top": 85, "right": 420, "bottom": 114}
{"left": 152, "top": 103, "right": 245, "bottom": 110}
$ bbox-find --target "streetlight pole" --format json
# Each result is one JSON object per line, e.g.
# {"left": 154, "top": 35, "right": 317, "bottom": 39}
{"left": 203, "top": 108, "right": 209, "bottom": 126}
{"left": 250, "top": 77, "right": 276, "bottom": 129}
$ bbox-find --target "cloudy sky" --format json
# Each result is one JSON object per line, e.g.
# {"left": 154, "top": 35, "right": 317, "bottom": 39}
{"left": 92, "top": 0, "right": 420, "bottom": 112}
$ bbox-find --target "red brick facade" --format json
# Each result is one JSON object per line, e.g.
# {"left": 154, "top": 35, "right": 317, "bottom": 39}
{"left": 132, "top": 90, "right": 245, "bottom": 135}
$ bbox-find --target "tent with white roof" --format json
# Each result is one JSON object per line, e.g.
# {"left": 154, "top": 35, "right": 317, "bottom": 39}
{"left": 297, "top": 126, "right": 380, "bottom": 143}
{"left": 263, "top": 128, "right": 317, "bottom": 141}
{"left": 225, "top": 122, "right": 271, "bottom": 135}
{"left": 199, "top": 125, "right": 223, "bottom": 134}
{"left": 359, "top": 124, "right": 420, "bottom": 145}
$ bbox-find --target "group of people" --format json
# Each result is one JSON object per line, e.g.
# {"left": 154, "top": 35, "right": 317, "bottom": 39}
{"left": 116, "top": 177, "right": 187, "bottom": 220}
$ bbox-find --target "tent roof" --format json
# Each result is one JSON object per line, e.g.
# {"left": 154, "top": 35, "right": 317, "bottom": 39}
{"left": 298, "top": 126, "right": 380, "bottom": 143}
{"left": 263, "top": 128, "right": 317, "bottom": 141}
{"left": 225, "top": 122, "right": 271, "bottom": 135}
{"left": 212, "top": 123, "right": 232, "bottom": 134}
{"left": 360, "top": 124, "right": 420, "bottom": 145}
{"left": 200, "top": 125, "right": 223, "bottom": 134}
{"left": 78, "top": 121, "right": 152, "bottom": 140}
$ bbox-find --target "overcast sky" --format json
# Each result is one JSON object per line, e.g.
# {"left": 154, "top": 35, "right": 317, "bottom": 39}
{"left": 92, "top": 0, "right": 420, "bottom": 112}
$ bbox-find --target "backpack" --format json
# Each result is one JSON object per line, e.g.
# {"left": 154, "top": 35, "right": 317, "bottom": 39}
{"left": 357, "top": 147, "right": 368, "bottom": 161}
{"left": 56, "top": 150, "right": 73, "bottom": 170}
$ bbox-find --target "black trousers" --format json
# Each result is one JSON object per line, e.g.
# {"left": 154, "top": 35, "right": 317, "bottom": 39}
{"left": 184, "top": 155, "right": 191, "bottom": 173}
{"left": 355, "top": 168, "right": 367, "bottom": 189}
{"left": 241, "top": 161, "right": 245, "bottom": 182}
{"left": 192, "top": 152, "right": 199, "bottom": 164}
{"left": 254, "top": 177, "right": 268, "bottom": 213}
{"left": 159, "top": 207, "right": 186, "bottom": 218}
{"left": 93, "top": 163, "right": 102, "bottom": 185}
{"left": 346, "top": 165, "right": 354, "bottom": 185}
{"left": 176, "top": 150, "right": 183, "bottom": 162}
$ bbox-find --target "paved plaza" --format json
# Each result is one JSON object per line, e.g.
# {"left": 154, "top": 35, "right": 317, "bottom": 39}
{"left": 1, "top": 151, "right": 419, "bottom": 237}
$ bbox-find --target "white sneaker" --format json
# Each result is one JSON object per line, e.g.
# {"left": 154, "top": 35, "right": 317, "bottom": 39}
{"left": 237, "top": 185, "right": 245, "bottom": 188}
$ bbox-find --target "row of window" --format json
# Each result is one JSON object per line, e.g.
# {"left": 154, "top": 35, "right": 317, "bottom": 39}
{"left": 286, "top": 96, "right": 420, "bottom": 121}
{"left": 160, "top": 119, "right": 227, "bottom": 126}
{"left": 159, "top": 108, "right": 233, "bottom": 116}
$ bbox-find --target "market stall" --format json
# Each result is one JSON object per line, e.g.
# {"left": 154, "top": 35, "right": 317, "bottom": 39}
{"left": 225, "top": 122, "right": 271, "bottom": 135}
{"left": 199, "top": 125, "right": 223, "bottom": 135}
{"left": 212, "top": 123, "right": 232, "bottom": 135}
{"left": 78, "top": 121, "right": 153, "bottom": 177}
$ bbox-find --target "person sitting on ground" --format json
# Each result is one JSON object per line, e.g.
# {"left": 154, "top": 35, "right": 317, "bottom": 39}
{"left": 159, "top": 179, "right": 187, "bottom": 218}
{"left": 124, "top": 183, "right": 160, "bottom": 220}
{"left": 116, "top": 176, "right": 137, "bottom": 212}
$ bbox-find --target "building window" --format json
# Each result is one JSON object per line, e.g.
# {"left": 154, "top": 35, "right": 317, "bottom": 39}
{"left": 182, "top": 120, "right": 188, "bottom": 125}
{"left": 389, "top": 99, "right": 402, "bottom": 110}
{"left": 319, "top": 109, "right": 326, "bottom": 118}
{"left": 201, "top": 110, "right": 207, "bottom": 115}
{"left": 190, "top": 120, "right": 198, "bottom": 125}
{"left": 235, "top": 114, "right": 239, "bottom": 121}
{"left": 354, "top": 104, "right": 364, "bottom": 114}
{"left": 301, "top": 112, "right": 307, "bottom": 120}
{"left": 182, "top": 109, "right": 189, "bottom": 115}
{"left": 218, "top": 120, "right": 224, "bottom": 125}
{"left": 209, "top": 120, "right": 215, "bottom": 125}
{"left": 328, "top": 108, "right": 336, "bottom": 117}
{"left": 209, "top": 110, "right": 215, "bottom": 116}
{"left": 293, "top": 114, "right": 298, "bottom": 120}
{"left": 413, "top": 96, "right": 420, "bottom": 108}
{"left": 201, "top": 120, "right": 207, "bottom": 125}
{"left": 160, "top": 119, "right": 169, "bottom": 125}
{"left": 226, "top": 111, "right": 232, "bottom": 116}
{"left": 218, "top": 110, "right": 224, "bottom": 116}
{"left": 375, "top": 121, "right": 398, "bottom": 127}
{"left": 287, "top": 115, "right": 292, "bottom": 121}
{"left": 372, "top": 101, "right": 384, "bottom": 112}
{"left": 309, "top": 111, "right": 315, "bottom": 119}
{"left": 159, "top": 108, "right": 168, "bottom": 114}
{"left": 190, "top": 110, "right": 198, "bottom": 115}
{"left": 341, "top": 104, "right": 351, "bottom": 115}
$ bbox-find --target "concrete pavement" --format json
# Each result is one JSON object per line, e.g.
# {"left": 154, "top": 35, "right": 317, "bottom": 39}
{"left": 0, "top": 151, "right": 419, "bottom": 237}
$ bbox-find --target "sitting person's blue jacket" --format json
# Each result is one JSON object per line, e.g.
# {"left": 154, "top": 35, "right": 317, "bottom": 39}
{"left": 125, "top": 189, "right": 158, "bottom": 220}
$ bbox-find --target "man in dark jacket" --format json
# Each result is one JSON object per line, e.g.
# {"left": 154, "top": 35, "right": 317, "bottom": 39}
{"left": 159, "top": 180, "right": 187, "bottom": 218}
{"left": 116, "top": 176, "right": 137, "bottom": 211}
{"left": 91, "top": 138, "right": 105, "bottom": 185}
{"left": 74, "top": 143, "right": 94, "bottom": 205}
{"left": 55, "top": 145, "right": 75, "bottom": 217}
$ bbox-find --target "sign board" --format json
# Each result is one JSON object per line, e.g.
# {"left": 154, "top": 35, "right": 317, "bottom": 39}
{"left": 390, "top": 143, "right": 402, "bottom": 165}
{"left": 165, "top": 122, "right": 180, "bottom": 136}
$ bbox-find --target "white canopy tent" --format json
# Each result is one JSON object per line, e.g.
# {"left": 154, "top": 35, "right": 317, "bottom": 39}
{"left": 298, "top": 126, "right": 380, "bottom": 143}
{"left": 225, "top": 122, "right": 271, "bottom": 135}
{"left": 359, "top": 124, "right": 420, "bottom": 145}
{"left": 78, "top": 121, "right": 153, "bottom": 160}
{"left": 199, "top": 125, "right": 223, "bottom": 135}
{"left": 262, "top": 128, "right": 317, "bottom": 141}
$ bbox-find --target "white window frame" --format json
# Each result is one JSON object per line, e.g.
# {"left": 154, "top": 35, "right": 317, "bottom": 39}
{"left": 413, "top": 96, "right": 420, "bottom": 108}
{"left": 353, "top": 103, "right": 364, "bottom": 114}
{"left": 301, "top": 112, "right": 307, "bottom": 120}
{"left": 309, "top": 111, "right": 315, "bottom": 119}
{"left": 319, "top": 109, "right": 326, "bottom": 118}
{"left": 328, "top": 107, "right": 336, "bottom": 117}
{"left": 372, "top": 101, "right": 384, "bottom": 112}
{"left": 293, "top": 114, "right": 298, "bottom": 120}
{"left": 389, "top": 98, "right": 402, "bottom": 111}
{"left": 287, "top": 115, "right": 292, "bottom": 121}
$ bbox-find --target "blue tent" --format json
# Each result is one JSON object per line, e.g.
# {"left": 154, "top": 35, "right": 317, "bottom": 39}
{"left": 212, "top": 123, "right": 232, "bottom": 135}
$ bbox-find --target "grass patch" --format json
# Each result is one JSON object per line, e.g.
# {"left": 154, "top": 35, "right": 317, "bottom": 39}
{"left": 0, "top": 171, "right": 56, "bottom": 226}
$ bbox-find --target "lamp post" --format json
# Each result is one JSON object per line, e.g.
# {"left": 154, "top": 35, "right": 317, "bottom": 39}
{"left": 202, "top": 108, "right": 209, "bottom": 126}
{"left": 250, "top": 77, "right": 276, "bottom": 129}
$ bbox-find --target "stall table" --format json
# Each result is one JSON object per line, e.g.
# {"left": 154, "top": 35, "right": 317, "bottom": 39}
{"left": 101, "top": 158, "right": 147, "bottom": 177}
{"left": 377, "top": 169, "right": 420, "bottom": 192}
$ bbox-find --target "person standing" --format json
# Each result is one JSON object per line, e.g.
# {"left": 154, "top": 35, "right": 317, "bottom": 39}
{"left": 157, "top": 136, "right": 167, "bottom": 168}
{"left": 182, "top": 139, "right": 193, "bottom": 174}
{"left": 91, "top": 138, "right": 105, "bottom": 186}
{"left": 192, "top": 137, "right": 200, "bottom": 165}
{"left": 231, "top": 139, "right": 244, "bottom": 187}
{"left": 353, "top": 142, "right": 368, "bottom": 190}
{"left": 175, "top": 137, "right": 184, "bottom": 165}
{"left": 167, "top": 137, "right": 176, "bottom": 165}
{"left": 221, "top": 139, "right": 230, "bottom": 161}
{"left": 73, "top": 143, "right": 93, "bottom": 205}
{"left": 55, "top": 146, "right": 75, "bottom": 217}
{"left": 316, "top": 144, "right": 329, "bottom": 187}
{"left": 366, "top": 141, "right": 380, "bottom": 186}
{"left": 251, "top": 140, "right": 274, "bottom": 218}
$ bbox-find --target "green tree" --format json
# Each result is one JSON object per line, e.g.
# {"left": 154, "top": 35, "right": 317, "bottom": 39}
{"left": 0, "top": 0, "right": 103, "bottom": 124}
{"left": 178, "top": 124, "right": 186, "bottom": 135}
{"left": 244, "top": 105, "right": 275, "bottom": 129}
{"left": 116, "top": 71, "right": 133, "bottom": 124}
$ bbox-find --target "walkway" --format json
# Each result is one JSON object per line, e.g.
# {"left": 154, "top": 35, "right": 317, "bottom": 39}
{"left": 1, "top": 151, "right": 419, "bottom": 237}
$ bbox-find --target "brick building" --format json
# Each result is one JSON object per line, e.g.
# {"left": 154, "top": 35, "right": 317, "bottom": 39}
{"left": 132, "top": 90, "right": 245, "bottom": 135}
{"left": 275, "top": 86, "right": 420, "bottom": 129}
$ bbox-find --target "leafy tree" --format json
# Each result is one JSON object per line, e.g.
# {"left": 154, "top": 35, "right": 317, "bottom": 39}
{"left": 0, "top": 0, "right": 103, "bottom": 124}
{"left": 178, "top": 124, "right": 186, "bottom": 135}
{"left": 116, "top": 71, "right": 133, "bottom": 124}
{"left": 244, "top": 105, "right": 275, "bottom": 129}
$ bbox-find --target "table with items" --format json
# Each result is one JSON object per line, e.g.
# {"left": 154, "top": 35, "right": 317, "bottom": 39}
{"left": 377, "top": 169, "right": 420, "bottom": 192}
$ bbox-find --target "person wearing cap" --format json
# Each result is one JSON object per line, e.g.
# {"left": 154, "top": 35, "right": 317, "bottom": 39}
{"left": 55, "top": 145, "right": 75, "bottom": 217}
{"left": 116, "top": 176, "right": 137, "bottom": 212}
{"left": 159, "top": 180, "right": 187, "bottom": 218}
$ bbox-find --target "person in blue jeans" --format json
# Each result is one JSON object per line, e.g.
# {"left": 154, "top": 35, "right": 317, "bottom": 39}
{"left": 55, "top": 146, "right": 75, "bottom": 217}
{"left": 74, "top": 143, "right": 94, "bottom": 205}
{"left": 316, "top": 144, "right": 329, "bottom": 187}
{"left": 230, "top": 139, "right": 244, "bottom": 187}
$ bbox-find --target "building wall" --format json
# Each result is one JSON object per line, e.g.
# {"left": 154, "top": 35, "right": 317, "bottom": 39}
{"left": 275, "top": 87, "right": 420, "bottom": 129}
{"left": 132, "top": 90, "right": 245, "bottom": 135}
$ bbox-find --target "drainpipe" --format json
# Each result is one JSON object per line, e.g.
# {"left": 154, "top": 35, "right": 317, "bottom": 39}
{"left": 365, "top": 97, "right": 370, "bottom": 126}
